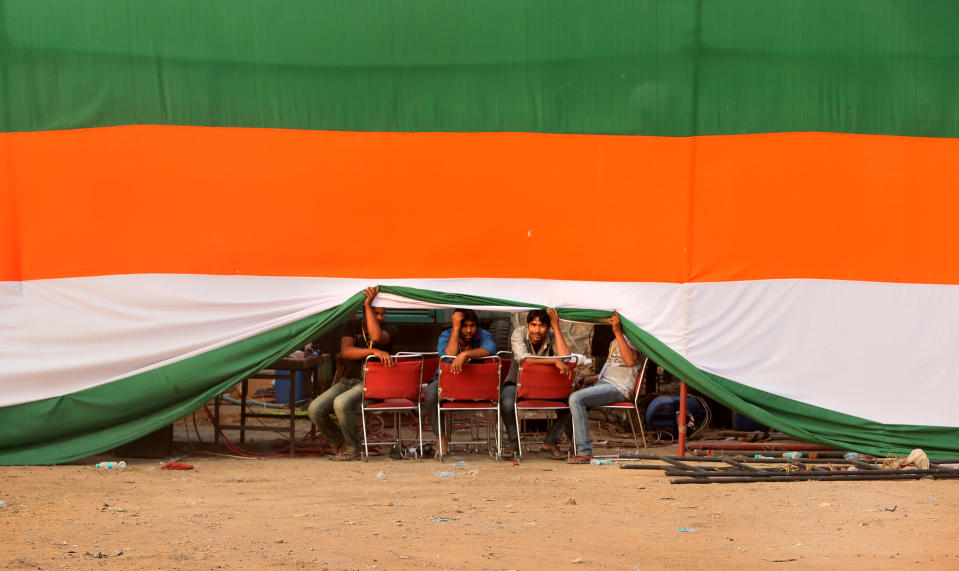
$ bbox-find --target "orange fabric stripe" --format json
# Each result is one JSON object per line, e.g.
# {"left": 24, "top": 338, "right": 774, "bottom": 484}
{"left": 3, "top": 126, "right": 958, "bottom": 284}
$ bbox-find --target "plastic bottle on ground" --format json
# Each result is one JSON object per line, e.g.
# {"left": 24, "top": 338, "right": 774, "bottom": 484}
{"left": 95, "top": 461, "right": 126, "bottom": 470}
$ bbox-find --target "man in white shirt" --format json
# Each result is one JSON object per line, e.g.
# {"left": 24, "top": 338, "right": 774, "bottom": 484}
{"left": 500, "top": 308, "right": 570, "bottom": 455}
{"left": 543, "top": 311, "right": 643, "bottom": 464}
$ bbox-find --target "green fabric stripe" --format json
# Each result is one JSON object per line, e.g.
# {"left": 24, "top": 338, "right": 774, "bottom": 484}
{"left": 0, "top": 293, "right": 365, "bottom": 465}
{"left": 2, "top": 285, "right": 957, "bottom": 464}
{"left": 3, "top": 1, "right": 959, "bottom": 137}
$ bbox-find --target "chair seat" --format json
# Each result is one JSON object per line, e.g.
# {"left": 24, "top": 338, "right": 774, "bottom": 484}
{"left": 366, "top": 399, "right": 417, "bottom": 409}
{"left": 440, "top": 401, "right": 497, "bottom": 409}
{"left": 516, "top": 399, "right": 569, "bottom": 408}
{"left": 600, "top": 402, "right": 633, "bottom": 408}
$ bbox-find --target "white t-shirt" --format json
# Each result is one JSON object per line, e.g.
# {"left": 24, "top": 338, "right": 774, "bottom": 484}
{"left": 599, "top": 337, "right": 642, "bottom": 399}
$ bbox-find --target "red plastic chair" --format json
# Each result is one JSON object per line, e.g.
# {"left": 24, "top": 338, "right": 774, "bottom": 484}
{"left": 597, "top": 357, "right": 649, "bottom": 453}
{"left": 360, "top": 354, "right": 425, "bottom": 459}
{"left": 514, "top": 355, "right": 577, "bottom": 457}
{"left": 437, "top": 355, "right": 502, "bottom": 459}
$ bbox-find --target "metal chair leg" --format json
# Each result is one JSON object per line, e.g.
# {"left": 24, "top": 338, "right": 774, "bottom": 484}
{"left": 394, "top": 411, "right": 405, "bottom": 456}
{"left": 514, "top": 407, "right": 523, "bottom": 458}
{"left": 625, "top": 409, "right": 640, "bottom": 454}
{"left": 361, "top": 407, "right": 369, "bottom": 460}
{"left": 417, "top": 405, "right": 424, "bottom": 459}
{"left": 495, "top": 411, "right": 502, "bottom": 459}
{"left": 634, "top": 406, "right": 649, "bottom": 453}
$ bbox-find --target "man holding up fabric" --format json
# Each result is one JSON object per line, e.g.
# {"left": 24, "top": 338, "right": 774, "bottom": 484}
{"left": 543, "top": 311, "right": 643, "bottom": 464}
{"left": 307, "top": 286, "right": 398, "bottom": 461}
{"left": 424, "top": 308, "right": 496, "bottom": 456}
{"left": 500, "top": 308, "right": 571, "bottom": 456}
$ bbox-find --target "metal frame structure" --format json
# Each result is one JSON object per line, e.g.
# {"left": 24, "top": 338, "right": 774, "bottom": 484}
{"left": 621, "top": 454, "right": 959, "bottom": 484}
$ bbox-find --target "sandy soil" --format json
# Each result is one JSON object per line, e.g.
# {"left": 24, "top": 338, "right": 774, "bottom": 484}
{"left": 3, "top": 415, "right": 958, "bottom": 570}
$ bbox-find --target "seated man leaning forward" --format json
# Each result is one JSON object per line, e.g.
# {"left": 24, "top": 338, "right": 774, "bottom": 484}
{"left": 500, "top": 308, "right": 571, "bottom": 456}
{"left": 424, "top": 308, "right": 496, "bottom": 457}
{"left": 544, "top": 311, "right": 643, "bottom": 464}
{"left": 307, "top": 286, "right": 398, "bottom": 461}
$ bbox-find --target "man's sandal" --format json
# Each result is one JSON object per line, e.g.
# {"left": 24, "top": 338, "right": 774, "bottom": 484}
{"left": 332, "top": 452, "right": 359, "bottom": 461}
{"left": 567, "top": 454, "right": 593, "bottom": 464}
{"left": 540, "top": 444, "right": 566, "bottom": 460}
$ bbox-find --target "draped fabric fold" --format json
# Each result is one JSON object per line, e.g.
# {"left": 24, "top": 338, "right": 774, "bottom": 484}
{"left": 3, "top": 281, "right": 958, "bottom": 464}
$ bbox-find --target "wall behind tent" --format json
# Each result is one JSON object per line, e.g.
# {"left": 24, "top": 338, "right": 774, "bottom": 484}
{"left": 3, "top": 1, "right": 959, "bottom": 464}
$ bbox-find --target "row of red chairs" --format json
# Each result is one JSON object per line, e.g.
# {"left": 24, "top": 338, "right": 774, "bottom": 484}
{"left": 358, "top": 351, "right": 648, "bottom": 460}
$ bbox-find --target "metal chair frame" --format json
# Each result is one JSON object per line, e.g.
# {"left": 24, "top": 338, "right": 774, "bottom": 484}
{"left": 496, "top": 350, "right": 513, "bottom": 385}
{"left": 360, "top": 354, "right": 425, "bottom": 460}
{"left": 436, "top": 355, "right": 502, "bottom": 460}
{"left": 513, "top": 355, "right": 577, "bottom": 458}
{"left": 597, "top": 357, "right": 650, "bottom": 454}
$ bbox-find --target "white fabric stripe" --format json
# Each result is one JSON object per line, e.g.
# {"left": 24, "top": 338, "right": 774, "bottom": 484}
{"left": 0, "top": 275, "right": 360, "bottom": 407}
{"left": 2, "top": 275, "right": 957, "bottom": 429}
{"left": 0, "top": 276, "right": 680, "bottom": 407}
{"left": 685, "top": 279, "right": 959, "bottom": 428}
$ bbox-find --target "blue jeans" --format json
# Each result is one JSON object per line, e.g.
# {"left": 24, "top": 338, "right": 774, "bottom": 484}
{"left": 307, "top": 377, "right": 364, "bottom": 453}
{"left": 505, "top": 382, "right": 573, "bottom": 446}
{"left": 500, "top": 383, "right": 518, "bottom": 442}
{"left": 424, "top": 379, "right": 440, "bottom": 435}
{"left": 544, "top": 382, "right": 624, "bottom": 456}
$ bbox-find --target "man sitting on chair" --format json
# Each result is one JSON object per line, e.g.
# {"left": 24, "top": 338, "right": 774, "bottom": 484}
{"left": 500, "top": 308, "right": 571, "bottom": 457}
{"left": 424, "top": 308, "right": 496, "bottom": 457}
{"left": 544, "top": 311, "right": 643, "bottom": 464}
{"left": 307, "top": 286, "right": 398, "bottom": 461}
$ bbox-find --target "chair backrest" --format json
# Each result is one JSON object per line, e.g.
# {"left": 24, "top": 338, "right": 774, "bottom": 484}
{"left": 496, "top": 350, "right": 512, "bottom": 383}
{"left": 396, "top": 351, "right": 440, "bottom": 383}
{"left": 516, "top": 355, "right": 577, "bottom": 400}
{"left": 631, "top": 357, "right": 650, "bottom": 404}
{"left": 437, "top": 356, "right": 501, "bottom": 402}
{"left": 362, "top": 355, "right": 424, "bottom": 401}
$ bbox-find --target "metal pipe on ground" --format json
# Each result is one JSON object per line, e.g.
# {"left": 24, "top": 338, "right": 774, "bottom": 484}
{"left": 664, "top": 467, "right": 959, "bottom": 478}
{"left": 670, "top": 472, "right": 959, "bottom": 484}
{"left": 625, "top": 454, "right": 856, "bottom": 464}
{"left": 716, "top": 430, "right": 768, "bottom": 438}
{"left": 685, "top": 441, "right": 839, "bottom": 452}
{"left": 692, "top": 448, "right": 849, "bottom": 458}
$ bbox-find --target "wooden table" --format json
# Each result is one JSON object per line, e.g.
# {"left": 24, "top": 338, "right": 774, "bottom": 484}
{"left": 213, "top": 353, "right": 332, "bottom": 457}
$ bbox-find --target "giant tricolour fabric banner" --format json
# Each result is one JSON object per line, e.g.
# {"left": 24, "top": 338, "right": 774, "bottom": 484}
{"left": 2, "top": 1, "right": 959, "bottom": 463}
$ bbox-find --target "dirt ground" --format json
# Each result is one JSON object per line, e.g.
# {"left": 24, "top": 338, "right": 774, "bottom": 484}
{"left": 3, "top": 412, "right": 958, "bottom": 570}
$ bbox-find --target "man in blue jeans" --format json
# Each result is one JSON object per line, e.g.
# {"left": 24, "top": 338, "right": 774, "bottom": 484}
{"left": 424, "top": 308, "right": 496, "bottom": 456}
{"left": 543, "top": 311, "right": 643, "bottom": 464}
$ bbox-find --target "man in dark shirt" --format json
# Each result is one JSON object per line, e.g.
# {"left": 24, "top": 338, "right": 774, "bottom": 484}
{"left": 307, "top": 286, "right": 398, "bottom": 461}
